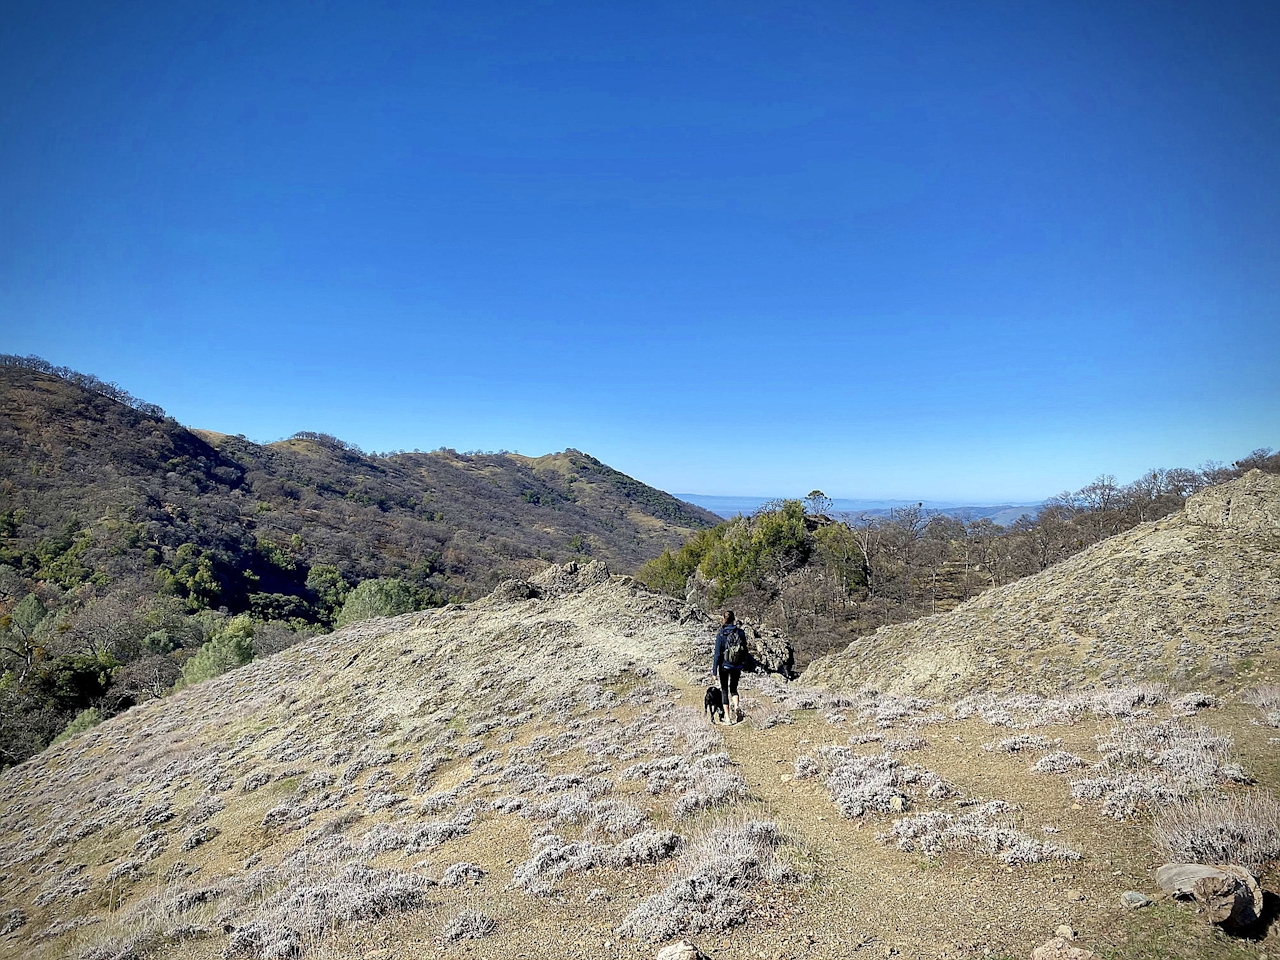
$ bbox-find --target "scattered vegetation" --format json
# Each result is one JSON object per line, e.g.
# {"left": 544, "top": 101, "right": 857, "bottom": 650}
{"left": 883, "top": 800, "right": 1081, "bottom": 865}
{"left": 618, "top": 819, "right": 794, "bottom": 942}
{"left": 640, "top": 453, "right": 1280, "bottom": 669}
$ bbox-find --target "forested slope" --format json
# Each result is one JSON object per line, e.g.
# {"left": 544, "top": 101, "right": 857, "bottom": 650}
{"left": 0, "top": 358, "right": 717, "bottom": 761}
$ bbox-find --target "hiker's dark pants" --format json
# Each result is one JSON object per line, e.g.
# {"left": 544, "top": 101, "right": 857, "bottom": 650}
{"left": 718, "top": 666, "right": 740, "bottom": 706}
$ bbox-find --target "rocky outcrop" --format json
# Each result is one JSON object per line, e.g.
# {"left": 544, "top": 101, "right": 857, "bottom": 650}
{"left": 1155, "top": 863, "right": 1264, "bottom": 927}
{"left": 802, "top": 472, "right": 1280, "bottom": 696}
{"left": 1184, "top": 469, "right": 1280, "bottom": 537}
{"left": 530, "top": 559, "right": 614, "bottom": 596}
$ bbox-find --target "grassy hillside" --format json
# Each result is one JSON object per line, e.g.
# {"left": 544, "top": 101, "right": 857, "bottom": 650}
{"left": 802, "top": 469, "right": 1280, "bottom": 696}
{"left": 2, "top": 551, "right": 1277, "bottom": 960}
{"left": 0, "top": 358, "right": 718, "bottom": 762}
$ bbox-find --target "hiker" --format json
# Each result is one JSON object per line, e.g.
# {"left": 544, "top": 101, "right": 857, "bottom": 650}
{"left": 713, "top": 610, "right": 748, "bottom": 725}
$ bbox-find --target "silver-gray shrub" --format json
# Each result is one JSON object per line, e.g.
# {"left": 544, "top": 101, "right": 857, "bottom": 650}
{"left": 617, "top": 820, "right": 790, "bottom": 942}
{"left": 882, "top": 801, "right": 1081, "bottom": 865}
{"left": 1153, "top": 791, "right": 1280, "bottom": 876}
{"left": 810, "top": 749, "right": 956, "bottom": 818}
{"left": 439, "top": 862, "right": 487, "bottom": 887}
{"left": 512, "top": 834, "right": 611, "bottom": 895}
{"left": 1031, "top": 751, "right": 1086, "bottom": 774}
{"left": 1243, "top": 684, "right": 1280, "bottom": 727}
{"left": 1169, "top": 692, "right": 1221, "bottom": 715}
{"left": 610, "top": 830, "right": 685, "bottom": 868}
{"left": 225, "top": 863, "right": 429, "bottom": 959}
{"left": 985, "top": 735, "right": 1058, "bottom": 754}
{"left": 442, "top": 910, "right": 495, "bottom": 942}
{"left": 1069, "top": 720, "right": 1251, "bottom": 819}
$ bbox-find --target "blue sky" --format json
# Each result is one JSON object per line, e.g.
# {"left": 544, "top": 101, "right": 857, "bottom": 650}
{"left": 2, "top": 0, "right": 1277, "bottom": 501}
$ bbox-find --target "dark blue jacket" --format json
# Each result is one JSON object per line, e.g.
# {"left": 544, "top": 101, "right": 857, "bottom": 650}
{"left": 713, "top": 625, "right": 745, "bottom": 672}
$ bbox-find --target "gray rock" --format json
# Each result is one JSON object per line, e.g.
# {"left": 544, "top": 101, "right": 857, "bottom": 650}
{"left": 1185, "top": 469, "right": 1280, "bottom": 535}
{"left": 530, "top": 560, "right": 612, "bottom": 596}
{"left": 1054, "top": 924, "right": 1077, "bottom": 939}
{"left": 1121, "top": 890, "right": 1152, "bottom": 909}
{"left": 656, "top": 941, "right": 710, "bottom": 960}
{"left": 1155, "top": 863, "right": 1263, "bottom": 927}
{"left": 481, "top": 579, "right": 541, "bottom": 604}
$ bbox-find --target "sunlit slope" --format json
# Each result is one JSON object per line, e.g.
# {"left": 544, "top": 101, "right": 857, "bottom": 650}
{"left": 802, "top": 470, "right": 1280, "bottom": 696}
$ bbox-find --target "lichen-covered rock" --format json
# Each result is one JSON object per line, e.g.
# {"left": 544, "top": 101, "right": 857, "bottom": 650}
{"left": 1031, "top": 937, "right": 1095, "bottom": 960}
{"left": 529, "top": 560, "right": 612, "bottom": 596}
{"left": 1155, "top": 862, "right": 1263, "bottom": 927}
{"left": 1184, "top": 469, "right": 1280, "bottom": 536}
{"left": 656, "top": 941, "right": 710, "bottom": 960}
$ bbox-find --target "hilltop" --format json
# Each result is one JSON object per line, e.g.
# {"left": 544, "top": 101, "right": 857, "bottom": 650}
{"left": 1, "top": 477, "right": 1278, "bottom": 960}
{"left": 0, "top": 359, "right": 718, "bottom": 761}
{"left": 802, "top": 469, "right": 1280, "bottom": 696}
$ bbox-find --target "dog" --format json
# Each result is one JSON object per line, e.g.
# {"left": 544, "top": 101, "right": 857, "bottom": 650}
{"left": 703, "top": 685, "right": 725, "bottom": 724}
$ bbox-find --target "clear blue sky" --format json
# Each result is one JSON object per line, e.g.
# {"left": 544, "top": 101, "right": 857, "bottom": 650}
{"left": 2, "top": 1, "right": 1277, "bottom": 502}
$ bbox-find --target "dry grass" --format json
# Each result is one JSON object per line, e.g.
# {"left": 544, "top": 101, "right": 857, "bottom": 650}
{"left": 1152, "top": 791, "right": 1280, "bottom": 877}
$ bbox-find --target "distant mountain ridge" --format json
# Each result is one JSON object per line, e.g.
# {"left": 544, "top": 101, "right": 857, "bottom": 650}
{"left": 0, "top": 359, "right": 719, "bottom": 760}
{"left": 678, "top": 493, "right": 1040, "bottom": 525}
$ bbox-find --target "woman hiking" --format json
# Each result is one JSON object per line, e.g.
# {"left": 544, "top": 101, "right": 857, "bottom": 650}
{"left": 712, "top": 610, "right": 748, "bottom": 725}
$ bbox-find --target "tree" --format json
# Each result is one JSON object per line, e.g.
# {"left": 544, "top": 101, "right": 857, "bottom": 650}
{"left": 0, "top": 594, "right": 47, "bottom": 681}
{"left": 306, "top": 564, "right": 350, "bottom": 624}
{"left": 174, "top": 616, "right": 255, "bottom": 690}
{"left": 335, "top": 578, "right": 416, "bottom": 628}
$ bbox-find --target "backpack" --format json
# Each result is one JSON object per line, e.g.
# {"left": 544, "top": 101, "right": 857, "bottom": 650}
{"left": 724, "top": 626, "right": 748, "bottom": 667}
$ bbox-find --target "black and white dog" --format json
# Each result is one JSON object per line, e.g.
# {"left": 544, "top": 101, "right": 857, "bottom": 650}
{"left": 703, "top": 686, "right": 726, "bottom": 724}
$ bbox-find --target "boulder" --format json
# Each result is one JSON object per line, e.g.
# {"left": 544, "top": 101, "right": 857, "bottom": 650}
{"left": 481, "top": 578, "right": 541, "bottom": 604}
{"left": 530, "top": 560, "right": 612, "bottom": 596}
{"left": 1184, "top": 469, "right": 1280, "bottom": 537}
{"left": 1120, "top": 890, "right": 1152, "bottom": 909}
{"left": 1030, "top": 937, "right": 1094, "bottom": 960}
{"left": 744, "top": 622, "right": 796, "bottom": 678}
{"left": 656, "top": 941, "right": 710, "bottom": 960}
{"left": 1155, "top": 863, "right": 1263, "bottom": 927}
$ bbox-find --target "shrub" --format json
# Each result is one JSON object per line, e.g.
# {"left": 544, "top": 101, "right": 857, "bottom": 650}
{"left": 610, "top": 830, "right": 685, "bottom": 868}
{"left": 173, "top": 617, "right": 254, "bottom": 690}
{"left": 882, "top": 801, "right": 1081, "bottom": 865}
{"left": 1243, "top": 685, "right": 1280, "bottom": 727}
{"left": 1170, "top": 692, "right": 1221, "bottom": 715}
{"left": 512, "top": 834, "right": 610, "bottom": 894}
{"left": 442, "top": 910, "right": 495, "bottom": 942}
{"left": 618, "top": 820, "right": 790, "bottom": 942}
{"left": 1153, "top": 792, "right": 1280, "bottom": 876}
{"left": 985, "top": 735, "right": 1058, "bottom": 754}
{"left": 440, "top": 862, "right": 487, "bottom": 887}
{"left": 335, "top": 578, "right": 416, "bottom": 627}
{"left": 50, "top": 707, "right": 102, "bottom": 745}
{"left": 1031, "top": 751, "right": 1086, "bottom": 774}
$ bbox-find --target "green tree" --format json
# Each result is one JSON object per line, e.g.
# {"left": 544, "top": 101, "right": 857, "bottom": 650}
{"left": 51, "top": 707, "right": 102, "bottom": 745}
{"left": 335, "top": 577, "right": 416, "bottom": 627}
{"left": 305, "top": 564, "right": 350, "bottom": 623}
{"left": 174, "top": 616, "right": 255, "bottom": 690}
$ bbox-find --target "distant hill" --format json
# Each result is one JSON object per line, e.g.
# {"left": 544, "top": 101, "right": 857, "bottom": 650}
{"left": 802, "top": 469, "right": 1280, "bottom": 696}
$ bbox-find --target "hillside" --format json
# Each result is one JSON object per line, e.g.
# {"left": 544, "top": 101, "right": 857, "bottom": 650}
{"left": 0, "top": 360, "right": 719, "bottom": 761}
{"left": 0, "top": 363, "right": 717, "bottom": 602}
{"left": 2, "top": 479, "right": 1279, "bottom": 960}
{"left": 802, "top": 470, "right": 1280, "bottom": 696}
